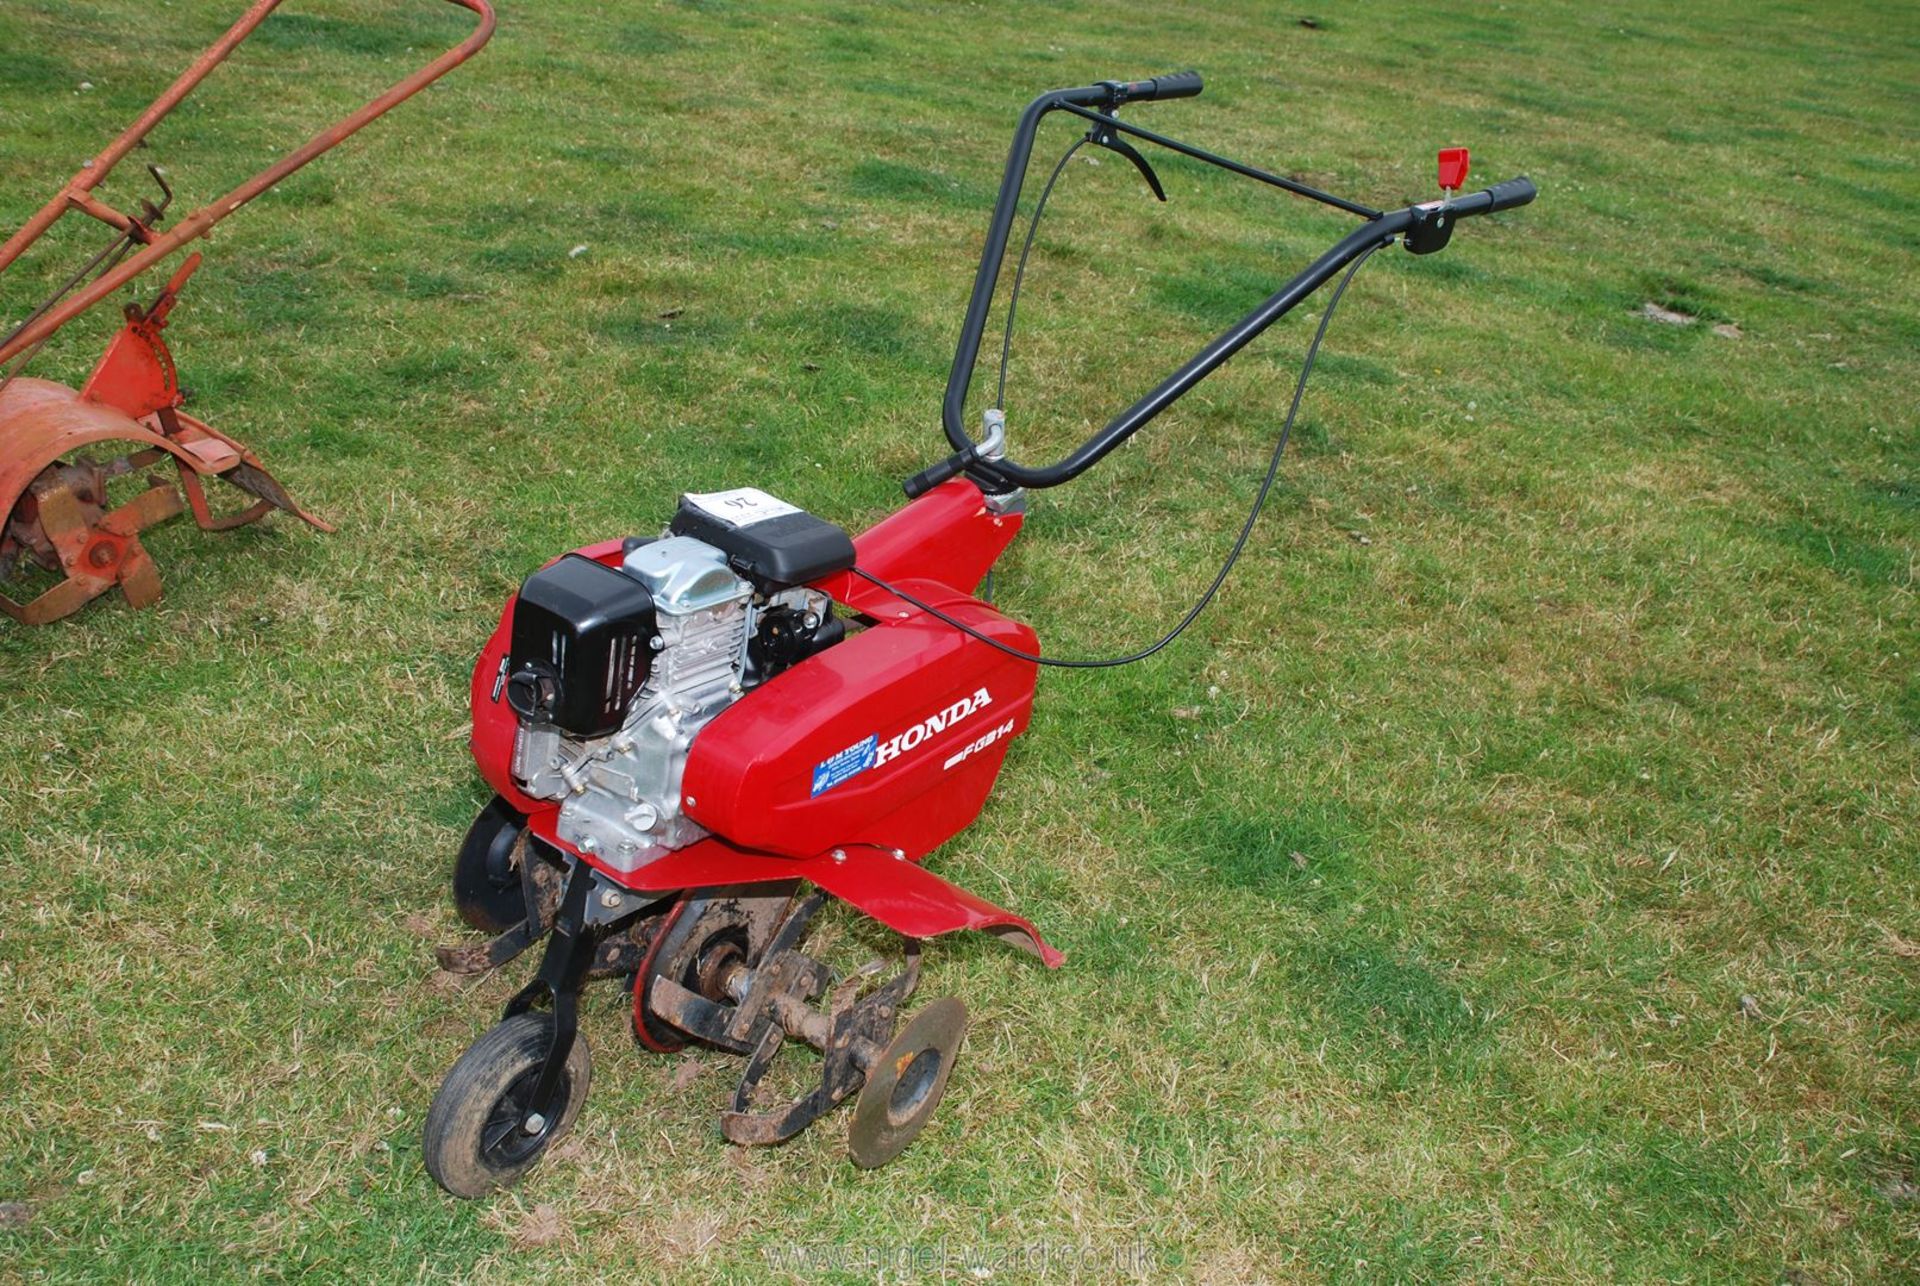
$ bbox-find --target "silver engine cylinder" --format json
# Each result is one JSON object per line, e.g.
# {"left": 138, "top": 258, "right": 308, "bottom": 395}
{"left": 511, "top": 536, "right": 752, "bottom": 873}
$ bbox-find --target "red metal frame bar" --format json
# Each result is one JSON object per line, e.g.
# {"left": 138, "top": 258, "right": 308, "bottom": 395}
{"left": 0, "top": 0, "right": 496, "bottom": 369}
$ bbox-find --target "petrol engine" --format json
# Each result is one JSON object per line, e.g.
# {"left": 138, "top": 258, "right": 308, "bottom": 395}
{"left": 499, "top": 488, "right": 851, "bottom": 873}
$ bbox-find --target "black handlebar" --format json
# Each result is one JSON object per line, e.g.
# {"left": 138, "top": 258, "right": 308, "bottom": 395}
{"left": 902, "top": 454, "right": 971, "bottom": 498}
{"left": 1105, "top": 70, "right": 1203, "bottom": 105}
{"left": 907, "top": 77, "right": 1538, "bottom": 499}
{"left": 1478, "top": 175, "right": 1539, "bottom": 213}
{"left": 1432, "top": 176, "right": 1538, "bottom": 218}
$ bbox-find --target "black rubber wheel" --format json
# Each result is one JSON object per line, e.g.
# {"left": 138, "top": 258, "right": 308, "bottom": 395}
{"left": 423, "top": 1012, "right": 591, "bottom": 1198}
{"left": 452, "top": 796, "right": 529, "bottom": 933}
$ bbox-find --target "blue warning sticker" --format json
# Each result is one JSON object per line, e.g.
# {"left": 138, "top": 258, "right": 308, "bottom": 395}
{"left": 811, "top": 734, "right": 877, "bottom": 797}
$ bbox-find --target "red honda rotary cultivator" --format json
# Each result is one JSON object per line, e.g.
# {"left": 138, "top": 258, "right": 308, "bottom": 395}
{"left": 0, "top": 0, "right": 494, "bottom": 626}
{"left": 425, "top": 73, "right": 1536, "bottom": 1196}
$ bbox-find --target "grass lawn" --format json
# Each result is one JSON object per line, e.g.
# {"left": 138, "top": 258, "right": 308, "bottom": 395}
{"left": 2, "top": 0, "right": 1915, "bottom": 1279}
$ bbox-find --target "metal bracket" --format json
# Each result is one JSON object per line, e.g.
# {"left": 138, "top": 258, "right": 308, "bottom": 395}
{"left": 502, "top": 859, "right": 598, "bottom": 1126}
{"left": 583, "top": 873, "right": 658, "bottom": 928}
{"left": 1403, "top": 204, "right": 1457, "bottom": 256}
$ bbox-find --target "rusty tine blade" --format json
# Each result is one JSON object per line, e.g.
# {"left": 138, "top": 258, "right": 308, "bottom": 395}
{"left": 12, "top": 575, "right": 106, "bottom": 626}
{"left": 33, "top": 485, "right": 93, "bottom": 567}
{"left": 99, "top": 481, "right": 184, "bottom": 537}
{"left": 117, "top": 539, "right": 164, "bottom": 609}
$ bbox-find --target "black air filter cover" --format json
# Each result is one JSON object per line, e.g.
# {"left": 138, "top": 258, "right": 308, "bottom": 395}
{"left": 669, "top": 488, "right": 855, "bottom": 587}
{"left": 507, "top": 554, "right": 657, "bottom": 738}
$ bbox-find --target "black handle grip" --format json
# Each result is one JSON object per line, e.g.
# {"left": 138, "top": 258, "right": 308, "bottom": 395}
{"left": 1482, "top": 175, "right": 1537, "bottom": 212}
{"left": 1106, "top": 70, "right": 1203, "bottom": 106}
{"left": 902, "top": 451, "right": 972, "bottom": 499}
{"left": 1137, "top": 70, "right": 1203, "bottom": 101}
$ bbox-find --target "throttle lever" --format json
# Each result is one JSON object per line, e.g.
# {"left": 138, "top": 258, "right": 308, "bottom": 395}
{"left": 1086, "top": 118, "right": 1168, "bottom": 203}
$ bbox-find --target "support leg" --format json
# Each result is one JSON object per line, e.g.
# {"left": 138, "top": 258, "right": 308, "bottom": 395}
{"left": 502, "top": 860, "right": 598, "bottom": 1129}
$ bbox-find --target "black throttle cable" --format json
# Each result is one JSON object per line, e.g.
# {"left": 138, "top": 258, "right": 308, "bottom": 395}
{"left": 994, "top": 136, "right": 1086, "bottom": 411}
{"left": 854, "top": 239, "right": 1384, "bottom": 669}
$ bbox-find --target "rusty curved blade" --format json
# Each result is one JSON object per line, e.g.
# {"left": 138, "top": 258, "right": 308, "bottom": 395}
{"left": 99, "top": 481, "right": 184, "bottom": 537}
{"left": 116, "top": 537, "right": 163, "bottom": 609}
{"left": 193, "top": 497, "right": 275, "bottom": 533}
{"left": 3, "top": 574, "right": 109, "bottom": 625}
{"left": 32, "top": 485, "right": 93, "bottom": 569}
{"left": 222, "top": 461, "right": 333, "bottom": 533}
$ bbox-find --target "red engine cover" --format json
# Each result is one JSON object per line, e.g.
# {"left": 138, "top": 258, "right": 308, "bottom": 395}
{"left": 681, "top": 596, "right": 1037, "bottom": 859}
{"left": 465, "top": 481, "right": 1061, "bottom": 962}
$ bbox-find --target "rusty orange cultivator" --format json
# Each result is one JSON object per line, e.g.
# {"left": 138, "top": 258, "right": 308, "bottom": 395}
{"left": 0, "top": 0, "right": 494, "bottom": 625}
